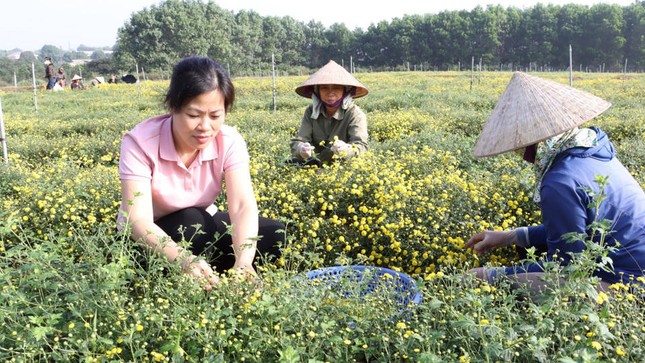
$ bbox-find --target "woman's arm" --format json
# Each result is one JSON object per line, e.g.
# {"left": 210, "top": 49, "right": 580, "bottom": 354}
{"left": 539, "top": 179, "right": 589, "bottom": 262}
{"left": 289, "top": 107, "right": 315, "bottom": 157}
{"left": 120, "top": 179, "right": 175, "bottom": 254}
{"left": 120, "top": 179, "right": 219, "bottom": 288}
{"left": 224, "top": 167, "right": 259, "bottom": 275}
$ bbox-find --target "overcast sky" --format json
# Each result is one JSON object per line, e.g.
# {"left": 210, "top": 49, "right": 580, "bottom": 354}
{"left": 0, "top": 0, "right": 635, "bottom": 51}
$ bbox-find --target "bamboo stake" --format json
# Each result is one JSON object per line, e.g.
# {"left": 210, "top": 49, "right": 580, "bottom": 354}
{"left": 0, "top": 97, "right": 8, "bottom": 166}
{"left": 31, "top": 63, "right": 38, "bottom": 112}
{"left": 569, "top": 44, "right": 573, "bottom": 87}
{"left": 271, "top": 53, "right": 276, "bottom": 113}
{"left": 136, "top": 63, "right": 141, "bottom": 98}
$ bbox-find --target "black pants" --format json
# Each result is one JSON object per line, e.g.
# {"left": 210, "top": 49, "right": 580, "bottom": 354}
{"left": 286, "top": 157, "right": 323, "bottom": 168}
{"left": 155, "top": 207, "right": 284, "bottom": 273}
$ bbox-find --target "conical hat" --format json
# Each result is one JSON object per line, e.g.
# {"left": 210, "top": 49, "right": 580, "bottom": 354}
{"left": 472, "top": 72, "right": 611, "bottom": 157}
{"left": 295, "top": 60, "right": 368, "bottom": 98}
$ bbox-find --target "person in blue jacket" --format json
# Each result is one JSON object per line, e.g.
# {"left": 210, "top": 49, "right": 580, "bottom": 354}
{"left": 465, "top": 72, "right": 645, "bottom": 294}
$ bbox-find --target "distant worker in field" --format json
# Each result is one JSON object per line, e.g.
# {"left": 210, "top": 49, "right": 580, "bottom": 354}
{"left": 117, "top": 56, "right": 284, "bottom": 291}
{"left": 121, "top": 74, "right": 137, "bottom": 84}
{"left": 56, "top": 66, "right": 67, "bottom": 88}
{"left": 464, "top": 72, "right": 645, "bottom": 297}
{"left": 44, "top": 57, "right": 57, "bottom": 90}
{"left": 90, "top": 76, "right": 105, "bottom": 87}
{"left": 70, "top": 75, "right": 84, "bottom": 90}
{"left": 289, "top": 60, "right": 368, "bottom": 166}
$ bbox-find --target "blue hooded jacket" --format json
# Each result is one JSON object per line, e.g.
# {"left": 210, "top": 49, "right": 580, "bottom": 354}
{"left": 507, "top": 127, "right": 645, "bottom": 283}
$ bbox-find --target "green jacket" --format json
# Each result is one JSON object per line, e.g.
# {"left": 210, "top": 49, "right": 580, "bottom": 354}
{"left": 290, "top": 103, "right": 368, "bottom": 163}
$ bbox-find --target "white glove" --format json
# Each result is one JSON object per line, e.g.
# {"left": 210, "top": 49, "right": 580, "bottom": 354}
{"left": 298, "top": 142, "right": 314, "bottom": 159}
{"left": 331, "top": 140, "right": 351, "bottom": 154}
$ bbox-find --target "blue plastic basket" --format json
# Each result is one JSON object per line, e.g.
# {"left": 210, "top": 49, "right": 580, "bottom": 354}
{"left": 306, "top": 265, "right": 422, "bottom": 310}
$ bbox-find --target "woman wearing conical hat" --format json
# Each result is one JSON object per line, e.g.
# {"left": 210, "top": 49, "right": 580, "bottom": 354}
{"left": 464, "top": 72, "right": 645, "bottom": 298}
{"left": 289, "top": 60, "right": 368, "bottom": 165}
{"left": 70, "top": 74, "right": 84, "bottom": 90}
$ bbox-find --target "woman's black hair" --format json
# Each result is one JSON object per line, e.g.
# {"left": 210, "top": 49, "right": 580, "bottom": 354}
{"left": 164, "top": 56, "right": 235, "bottom": 113}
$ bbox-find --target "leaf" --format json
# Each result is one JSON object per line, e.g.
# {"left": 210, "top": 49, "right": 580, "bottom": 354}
{"left": 31, "top": 326, "right": 54, "bottom": 341}
{"left": 427, "top": 298, "right": 443, "bottom": 309}
{"left": 278, "top": 346, "right": 300, "bottom": 363}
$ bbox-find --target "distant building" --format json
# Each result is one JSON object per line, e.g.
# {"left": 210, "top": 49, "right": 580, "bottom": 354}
{"left": 70, "top": 59, "right": 92, "bottom": 66}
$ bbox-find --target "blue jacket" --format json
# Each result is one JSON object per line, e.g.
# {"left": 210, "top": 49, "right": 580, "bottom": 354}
{"left": 508, "top": 127, "right": 645, "bottom": 283}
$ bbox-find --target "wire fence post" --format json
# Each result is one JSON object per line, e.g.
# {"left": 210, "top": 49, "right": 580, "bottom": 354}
{"left": 271, "top": 53, "right": 276, "bottom": 113}
{"left": 31, "top": 63, "right": 38, "bottom": 112}
{"left": 0, "top": 97, "right": 8, "bottom": 166}
{"left": 569, "top": 44, "right": 573, "bottom": 87}
{"left": 470, "top": 56, "right": 474, "bottom": 92}
{"left": 136, "top": 62, "right": 141, "bottom": 98}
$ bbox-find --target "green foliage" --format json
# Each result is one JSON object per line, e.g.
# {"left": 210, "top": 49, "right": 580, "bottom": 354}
{"left": 109, "top": 1, "right": 645, "bottom": 77}
{"left": 2, "top": 2, "right": 645, "bottom": 86}
{"left": 0, "top": 72, "right": 643, "bottom": 361}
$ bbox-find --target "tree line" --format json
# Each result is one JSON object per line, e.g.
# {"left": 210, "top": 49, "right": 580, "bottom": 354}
{"left": 113, "top": 0, "right": 644, "bottom": 75}
{"left": 1, "top": 0, "right": 643, "bottom": 85}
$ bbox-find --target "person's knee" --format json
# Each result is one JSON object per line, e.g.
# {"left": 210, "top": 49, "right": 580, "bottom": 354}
{"left": 156, "top": 207, "right": 217, "bottom": 245}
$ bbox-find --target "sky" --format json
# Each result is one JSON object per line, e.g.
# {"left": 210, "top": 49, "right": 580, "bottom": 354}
{"left": 0, "top": 0, "right": 636, "bottom": 51}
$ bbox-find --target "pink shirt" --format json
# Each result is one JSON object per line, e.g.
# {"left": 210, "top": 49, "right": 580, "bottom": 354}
{"left": 118, "top": 114, "right": 249, "bottom": 221}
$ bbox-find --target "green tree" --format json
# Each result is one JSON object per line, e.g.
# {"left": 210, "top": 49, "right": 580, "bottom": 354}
{"left": 323, "top": 23, "right": 357, "bottom": 68}
{"left": 408, "top": 15, "right": 436, "bottom": 69}
{"left": 553, "top": 4, "right": 588, "bottom": 70}
{"left": 91, "top": 50, "right": 108, "bottom": 60}
{"left": 582, "top": 4, "right": 626, "bottom": 71}
{"left": 278, "top": 16, "right": 307, "bottom": 69}
{"left": 39, "top": 45, "right": 65, "bottom": 65}
{"left": 85, "top": 58, "right": 116, "bottom": 77}
{"left": 519, "top": 4, "right": 558, "bottom": 69}
{"left": 204, "top": 2, "right": 235, "bottom": 67}
{"left": 495, "top": 6, "right": 523, "bottom": 69}
{"left": 387, "top": 16, "right": 417, "bottom": 68}
{"left": 621, "top": 2, "right": 645, "bottom": 70}
{"left": 115, "top": 6, "right": 166, "bottom": 71}
{"left": 303, "top": 20, "right": 329, "bottom": 68}
{"left": 431, "top": 11, "right": 470, "bottom": 70}
{"left": 468, "top": 6, "right": 503, "bottom": 67}
{"left": 18, "top": 51, "right": 37, "bottom": 62}
{"left": 0, "top": 58, "right": 17, "bottom": 86}
{"left": 115, "top": 0, "right": 230, "bottom": 72}
{"left": 107, "top": 0, "right": 645, "bottom": 74}
{"left": 230, "top": 10, "right": 264, "bottom": 74}
{"left": 360, "top": 21, "right": 391, "bottom": 69}
{"left": 261, "top": 16, "right": 287, "bottom": 64}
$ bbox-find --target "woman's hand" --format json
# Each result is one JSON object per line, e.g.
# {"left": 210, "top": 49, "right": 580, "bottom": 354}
{"left": 331, "top": 140, "right": 351, "bottom": 154}
{"left": 231, "top": 263, "right": 258, "bottom": 280}
{"left": 231, "top": 263, "right": 263, "bottom": 290}
{"left": 464, "top": 230, "right": 517, "bottom": 256}
{"left": 298, "top": 142, "right": 314, "bottom": 159}
{"left": 181, "top": 255, "right": 220, "bottom": 291}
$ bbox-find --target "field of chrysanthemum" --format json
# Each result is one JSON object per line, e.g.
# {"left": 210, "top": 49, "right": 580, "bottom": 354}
{"left": 1, "top": 71, "right": 644, "bottom": 362}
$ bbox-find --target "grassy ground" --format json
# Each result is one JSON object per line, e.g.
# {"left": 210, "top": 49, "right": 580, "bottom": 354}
{"left": 1, "top": 71, "right": 644, "bottom": 362}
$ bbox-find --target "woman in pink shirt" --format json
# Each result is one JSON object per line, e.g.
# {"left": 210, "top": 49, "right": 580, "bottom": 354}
{"left": 118, "top": 56, "right": 283, "bottom": 290}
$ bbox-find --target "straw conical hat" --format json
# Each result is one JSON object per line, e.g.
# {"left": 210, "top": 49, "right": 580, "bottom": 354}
{"left": 472, "top": 72, "right": 611, "bottom": 157}
{"left": 295, "top": 60, "right": 368, "bottom": 98}
{"left": 72, "top": 74, "right": 83, "bottom": 81}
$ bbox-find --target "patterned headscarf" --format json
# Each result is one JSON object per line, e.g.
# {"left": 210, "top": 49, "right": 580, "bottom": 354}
{"left": 532, "top": 127, "right": 598, "bottom": 202}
